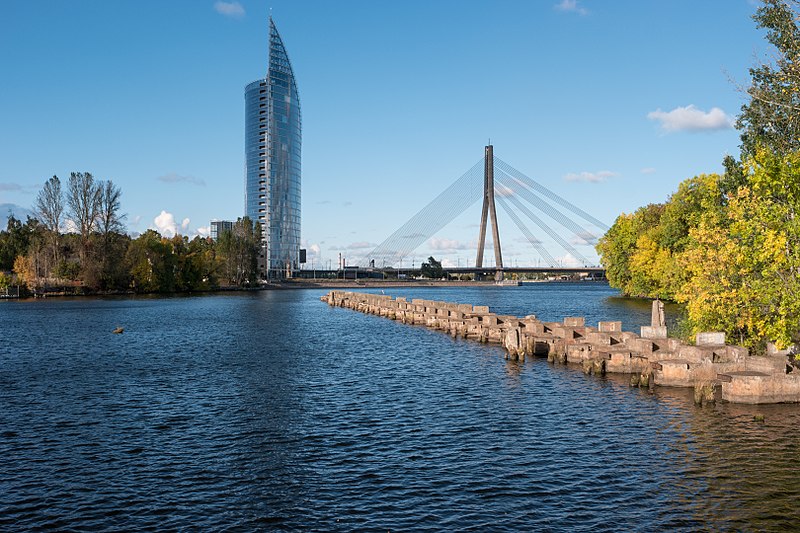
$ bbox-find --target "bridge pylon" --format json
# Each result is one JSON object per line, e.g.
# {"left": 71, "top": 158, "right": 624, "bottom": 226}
{"left": 475, "top": 145, "right": 504, "bottom": 281}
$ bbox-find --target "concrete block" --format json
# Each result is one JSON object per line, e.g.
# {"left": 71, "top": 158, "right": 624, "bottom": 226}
{"left": 766, "top": 342, "right": 800, "bottom": 357}
{"left": 653, "top": 359, "right": 693, "bottom": 387}
{"left": 696, "top": 332, "right": 725, "bottom": 346}
{"left": 641, "top": 326, "right": 667, "bottom": 339}
{"left": 720, "top": 372, "right": 800, "bottom": 403}
{"left": 552, "top": 326, "right": 585, "bottom": 340}
{"left": 630, "top": 338, "right": 657, "bottom": 355}
{"left": 482, "top": 315, "right": 499, "bottom": 326}
{"left": 604, "top": 350, "right": 650, "bottom": 374}
{"left": 564, "top": 317, "right": 585, "bottom": 327}
{"left": 586, "top": 331, "right": 621, "bottom": 346}
{"left": 524, "top": 322, "right": 547, "bottom": 335}
{"left": 598, "top": 321, "right": 622, "bottom": 332}
{"left": 566, "top": 343, "right": 594, "bottom": 363}
{"left": 473, "top": 305, "right": 490, "bottom": 314}
{"left": 745, "top": 355, "right": 790, "bottom": 375}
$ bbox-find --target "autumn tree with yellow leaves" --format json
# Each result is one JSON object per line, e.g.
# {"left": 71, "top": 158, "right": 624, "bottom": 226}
{"left": 598, "top": 0, "right": 800, "bottom": 351}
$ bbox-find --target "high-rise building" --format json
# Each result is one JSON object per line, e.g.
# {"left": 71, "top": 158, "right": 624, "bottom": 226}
{"left": 245, "top": 17, "right": 301, "bottom": 278}
{"left": 210, "top": 220, "right": 234, "bottom": 241}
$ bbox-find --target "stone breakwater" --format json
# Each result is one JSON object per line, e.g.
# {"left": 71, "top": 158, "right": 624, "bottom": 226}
{"left": 323, "top": 291, "right": 800, "bottom": 405}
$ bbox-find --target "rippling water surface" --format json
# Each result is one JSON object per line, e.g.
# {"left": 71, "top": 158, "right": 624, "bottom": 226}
{"left": 2, "top": 284, "right": 800, "bottom": 531}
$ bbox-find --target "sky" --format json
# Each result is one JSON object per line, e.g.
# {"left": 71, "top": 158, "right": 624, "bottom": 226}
{"left": 0, "top": 0, "right": 771, "bottom": 269}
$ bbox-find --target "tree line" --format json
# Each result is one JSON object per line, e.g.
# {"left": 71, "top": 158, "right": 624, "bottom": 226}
{"left": 596, "top": 0, "right": 800, "bottom": 351}
{"left": 1, "top": 172, "right": 262, "bottom": 294}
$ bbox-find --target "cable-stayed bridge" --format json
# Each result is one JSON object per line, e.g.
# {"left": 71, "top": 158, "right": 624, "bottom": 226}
{"left": 358, "top": 145, "right": 608, "bottom": 280}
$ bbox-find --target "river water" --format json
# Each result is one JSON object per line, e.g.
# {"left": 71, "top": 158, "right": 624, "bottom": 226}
{"left": 2, "top": 283, "right": 799, "bottom": 531}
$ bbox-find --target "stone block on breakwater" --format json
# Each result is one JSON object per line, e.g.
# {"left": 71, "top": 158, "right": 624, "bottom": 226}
{"left": 598, "top": 321, "right": 622, "bottom": 332}
{"left": 719, "top": 371, "right": 800, "bottom": 404}
{"left": 323, "top": 291, "right": 800, "bottom": 404}
{"left": 696, "top": 332, "right": 726, "bottom": 346}
{"left": 641, "top": 326, "right": 668, "bottom": 339}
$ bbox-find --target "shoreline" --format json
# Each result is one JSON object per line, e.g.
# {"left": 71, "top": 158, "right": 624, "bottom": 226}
{"left": 4, "top": 279, "right": 608, "bottom": 300}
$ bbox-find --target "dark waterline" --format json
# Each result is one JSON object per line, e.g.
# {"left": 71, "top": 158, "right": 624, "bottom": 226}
{"left": 2, "top": 285, "right": 799, "bottom": 531}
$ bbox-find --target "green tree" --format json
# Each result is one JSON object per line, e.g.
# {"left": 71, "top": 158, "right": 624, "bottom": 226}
{"left": 126, "top": 230, "right": 175, "bottom": 293}
{"left": 596, "top": 204, "right": 664, "bottom": 297}
{"left": 95, "top": 180, "right": 126, "bottom": 290}
{"left": 737, "top": 0, "right": 800, "bottom": 157}
{"left": 0, "top": 215, "right": 33, "bottom": 270}
{"left": 217, "top": 217, "right": 260, "bottom": 286}
{"left": 420, "top": 256, "right": 444, "bottom": 279}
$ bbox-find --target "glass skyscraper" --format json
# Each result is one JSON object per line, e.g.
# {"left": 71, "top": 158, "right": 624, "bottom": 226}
{"left": 245, "top": 18, "right": 301, "bottom": 278}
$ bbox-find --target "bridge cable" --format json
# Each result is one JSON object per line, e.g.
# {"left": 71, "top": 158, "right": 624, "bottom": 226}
{"left": 495, "top": 196, "right": 558, "bottom": 267}
{"left": 495, "top": 170, "right": 600, "bottom": 246}
{"left": 360, "top": 158, "right": 484, "bottom": 267}
{"left": 498, "top": 188, "right": 592, "bottom": 265}
{"left": 379, "top": 160, "right": 482, "bottom": 264}
{"left": 494, "top": 157, "right": 610, "bottom": 231}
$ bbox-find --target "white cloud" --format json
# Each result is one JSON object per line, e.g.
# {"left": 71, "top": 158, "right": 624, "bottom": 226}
{"left": 300, "top": 241, "right": 322, "bottom": 262}
{"left": 157, "top": 172, "right": 206, "bottom": 186}
{"left": 131, "top": 215, "right": 143, "bottom": 226}
{"left": 429, "top": 237, "right": 473, "bottom": 251}
{"left": 640, "top": 167, "right": 657, "bottom": 175}
{"left": 196, "top": 226, "right": 211, "bottom": 238}
{"left": 213, "top": 1, "right": 245, "bottom": 18}
{"left": 153, "top": 210, "right": 183, "bottom": 237}
{"left": 563, "top": 170, "right": 618, "bottom": 183}
{"left": 60, "top": 219, "right": 78, "bottom": 234}
{"left": 556, "top": 253, "right": 583, "bottom": 267}
{"left": 496, "top": 184, "right": 514, "bottom": 197}
{"left": 647, "top": 105, "right": 733, "bottom": 132}
{"left": 554, "top": 0, "right": 588, "bottom": 15}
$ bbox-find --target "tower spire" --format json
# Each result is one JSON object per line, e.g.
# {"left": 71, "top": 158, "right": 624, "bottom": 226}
{"left": 475, "top": 144, "right": 504, "bottom": 280}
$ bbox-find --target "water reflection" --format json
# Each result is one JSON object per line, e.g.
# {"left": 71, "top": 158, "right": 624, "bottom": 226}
{"left": 1, "top": 287, "right": 799, "bottom": 530}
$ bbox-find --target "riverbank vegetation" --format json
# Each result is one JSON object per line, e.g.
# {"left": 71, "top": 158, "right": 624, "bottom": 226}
{"left": 1, "top": 172, "right": 261, "bottom": 295}
{"left": 597, "top": 0, "right": 800, "bottom": 351}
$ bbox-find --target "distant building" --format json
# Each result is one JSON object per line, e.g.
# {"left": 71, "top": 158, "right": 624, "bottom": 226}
{"left": 210, "top": 220, "right": 234, "bottom": 241}
{"left": 244, "top": 17, "right": 301, "bottom": 279}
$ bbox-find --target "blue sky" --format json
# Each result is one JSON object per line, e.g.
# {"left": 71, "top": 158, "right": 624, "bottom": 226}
{"left": 0, "top": 0, "right": 768, "bottom": 268}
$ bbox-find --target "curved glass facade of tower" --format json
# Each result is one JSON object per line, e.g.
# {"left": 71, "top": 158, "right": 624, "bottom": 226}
{"left": 245, "top": 18, "right": 301, "bottom": 278}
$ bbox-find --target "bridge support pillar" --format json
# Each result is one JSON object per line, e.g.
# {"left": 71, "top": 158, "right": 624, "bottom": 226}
{"left": 476, "top": 145, "right": 503, "bottom": 280}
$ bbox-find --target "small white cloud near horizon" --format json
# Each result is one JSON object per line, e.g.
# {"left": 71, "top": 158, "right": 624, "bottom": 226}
{"left": 153, "top": 210, "right": 191, "bottom": 237}
{"left": 640, "top": 167, "right": 657, "bottom": 174}
{"left": 563, "top": 170, "right": 618, "bottom": 183}
{"left": 556, "top": 253, "right": 583, "bottom": 267}
{"left": 647, "top": 105, "right": 733, "bottom": 132}
{"left": 214, "top": 1, "right": 245, "bottom": 18}
{"left": 157, "top": 172, "right": 206, "bottom": 186}
{"left": 554, "top": 0, "right": 588, "bottom": 15}
{"left": 196, "top": 226, "right": 211, "bottom": 238}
